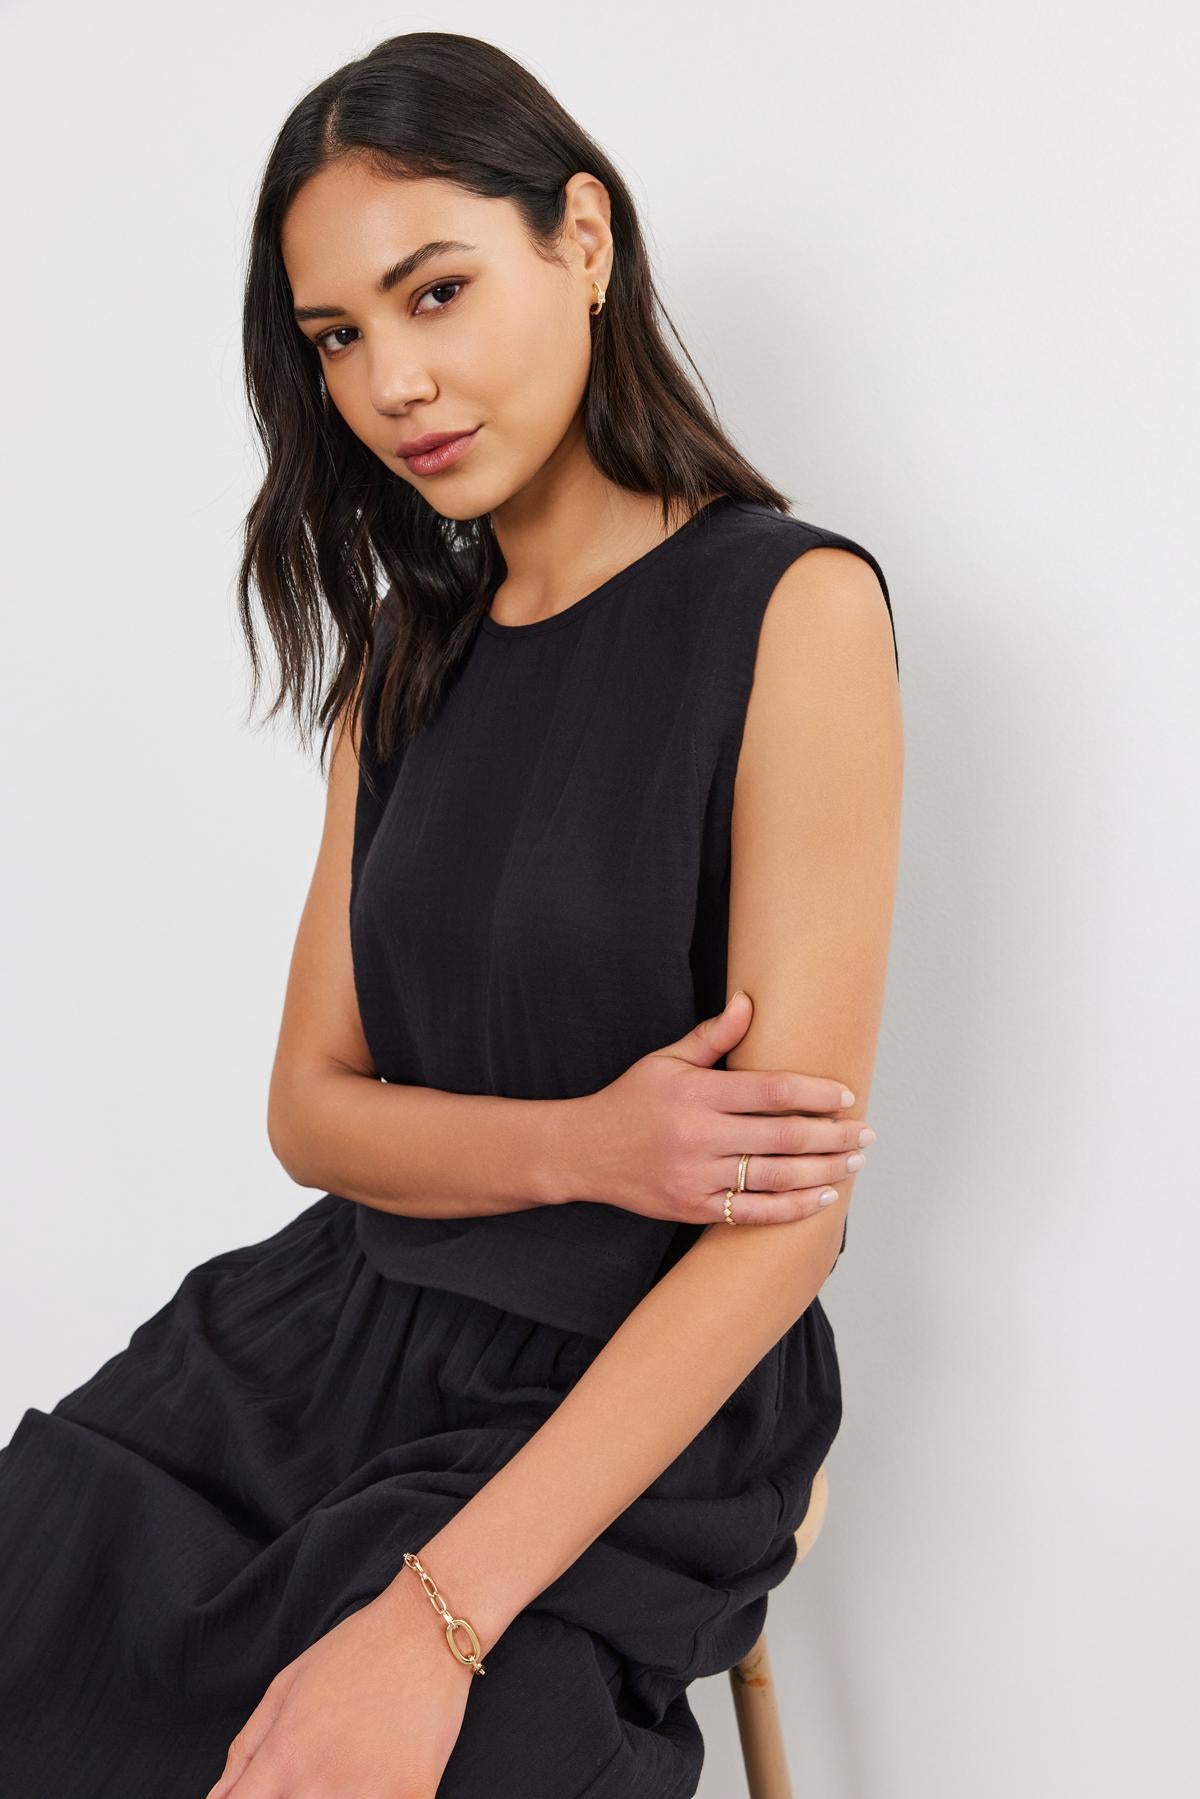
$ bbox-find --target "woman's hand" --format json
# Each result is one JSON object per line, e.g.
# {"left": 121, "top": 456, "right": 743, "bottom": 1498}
{"left": 563, "top": 989, "right": 875, "bottom": 1227}
{"left": 202, "top": 1573, "right": 474, "bottom": 1799}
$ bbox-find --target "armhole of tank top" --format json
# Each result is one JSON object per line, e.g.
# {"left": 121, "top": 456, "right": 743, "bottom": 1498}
{"left": 719, "top": 529, "right": 896, "bottom": 838}
{"left": 360, "top": 584, "right": 409, "bottom": 786}
{"left": 349, "top": 589, "right": 400, "bottom": 910}
{"left": 806, "top": 529, "right": 899, "bottom": 681}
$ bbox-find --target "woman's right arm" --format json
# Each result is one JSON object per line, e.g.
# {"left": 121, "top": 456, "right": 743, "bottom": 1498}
{"left": 265, "top": 685, "right": 576, "bottom": 1220}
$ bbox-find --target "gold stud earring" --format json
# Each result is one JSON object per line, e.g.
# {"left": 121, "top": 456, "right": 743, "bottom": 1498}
{"left": 589, "top": 281, "right": 606, "bottom": 316}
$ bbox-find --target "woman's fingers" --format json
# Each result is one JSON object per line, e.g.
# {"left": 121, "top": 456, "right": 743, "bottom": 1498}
{"left": 741, "top": 1151, "right": 863, "bottom": 1194}
{"left": 703, "top": 1065, "right": 856, "bottom": 1117}
{"left": 711, "top": 1180, "right": 850, "bottom": 1225}
{"left": 710, "top": 1111, "right": 874, "bottom": 1160}
{"left": 734, "top": 1146, "right": 867, "bottom": 1191}
{"left": 755, "top": 1114, "right": 874, "bottom": 1154}
{"left": 707, "top": 1134, "right": 875, "bottom": 1224}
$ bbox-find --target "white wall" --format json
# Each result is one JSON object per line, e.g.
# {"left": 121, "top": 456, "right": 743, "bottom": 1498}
{"left": 2, "top": 2, "right": 1195, "bottom": 1792}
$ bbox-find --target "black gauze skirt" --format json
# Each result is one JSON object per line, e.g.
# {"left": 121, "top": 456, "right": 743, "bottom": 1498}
{"left": 0, "top": 1191, "right": 842, "bottom": 1797}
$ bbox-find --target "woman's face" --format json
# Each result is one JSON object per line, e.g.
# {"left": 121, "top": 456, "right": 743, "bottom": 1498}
{"left": 282, "top": 160, "right": 609, "bottom": 520}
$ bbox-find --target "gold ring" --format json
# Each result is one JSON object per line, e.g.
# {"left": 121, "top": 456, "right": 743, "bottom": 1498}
{"left": 723, "top": 1188, "right": 738, "bottom": 1225}
{"left": 736, "top": 1153, "right": 751, "bottom": 1192}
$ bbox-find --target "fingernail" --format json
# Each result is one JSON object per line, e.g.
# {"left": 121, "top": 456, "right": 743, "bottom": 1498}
{"left": 819, "top": 1188, "right": 838, "bottom": 1206}
{"left": 847, "top": 1153, "right": 865, "bottom": 1171}
{"left": 841, "top": 1089, "right": 855, "bottom": 1106}
{"left": 858, "top": 1128, "right": 876, "bottom": 1146}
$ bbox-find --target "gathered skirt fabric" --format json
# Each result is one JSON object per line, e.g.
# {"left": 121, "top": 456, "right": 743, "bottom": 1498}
{"left": 0, "top": 1191, "right": 842, "bottom": 1797}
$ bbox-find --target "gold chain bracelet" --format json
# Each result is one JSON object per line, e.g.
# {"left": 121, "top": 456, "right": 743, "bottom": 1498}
{"left": 402, "top": 1551, "right": 487, "bottom": 1676}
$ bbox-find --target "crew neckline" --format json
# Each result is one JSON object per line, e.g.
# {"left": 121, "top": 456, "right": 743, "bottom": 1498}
{"left": 478, "top": 494, "right": 736, "bottom": 640}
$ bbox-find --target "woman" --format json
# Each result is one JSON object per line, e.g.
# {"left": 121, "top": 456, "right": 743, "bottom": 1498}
{"left": 0, "top": 29, "right": 902, "bottom": 1799}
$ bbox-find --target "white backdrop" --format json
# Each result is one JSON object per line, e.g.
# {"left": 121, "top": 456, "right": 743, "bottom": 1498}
{"left": 2, "top": 2, "right": 1196, "bottom": 1792}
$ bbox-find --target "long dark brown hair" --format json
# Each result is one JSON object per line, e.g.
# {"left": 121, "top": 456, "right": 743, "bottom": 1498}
{"left": 237, "top": 30, "right": 791, "bottom": 778}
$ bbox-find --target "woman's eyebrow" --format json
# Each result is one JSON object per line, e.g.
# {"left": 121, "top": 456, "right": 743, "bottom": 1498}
{"left": 292, "top": 240, "right": 477, "bottom": 322}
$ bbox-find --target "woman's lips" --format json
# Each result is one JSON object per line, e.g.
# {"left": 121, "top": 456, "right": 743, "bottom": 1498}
{"left": 400, "top": 429, "right": 480, "bottom": 475}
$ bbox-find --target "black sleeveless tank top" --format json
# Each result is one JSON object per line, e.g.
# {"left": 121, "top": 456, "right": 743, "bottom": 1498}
{"left": 346, "top": 496, "right": 898, "bottom": 1339}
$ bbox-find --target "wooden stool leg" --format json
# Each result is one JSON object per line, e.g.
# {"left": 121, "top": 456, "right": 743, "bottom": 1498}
{"left": 729, "top": 1627, "right": 792, "bottom": 1799}
{"left": 728, "top": 1463, "right": 830, "bottom": 1795}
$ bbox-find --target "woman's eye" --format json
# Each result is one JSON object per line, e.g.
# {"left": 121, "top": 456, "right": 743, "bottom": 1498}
{"left": 312, "top": 281, "right": 466, "bottom": 359}
{"left": 313, "top": 326, "right": 361, "bottom": 359}
{"left": 414, "top": 279, "right": 466, "bottom": 315}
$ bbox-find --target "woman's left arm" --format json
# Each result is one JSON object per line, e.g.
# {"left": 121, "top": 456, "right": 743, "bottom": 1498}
{"left": 399, "top": 545, "right": 905, "bottom": 1660}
